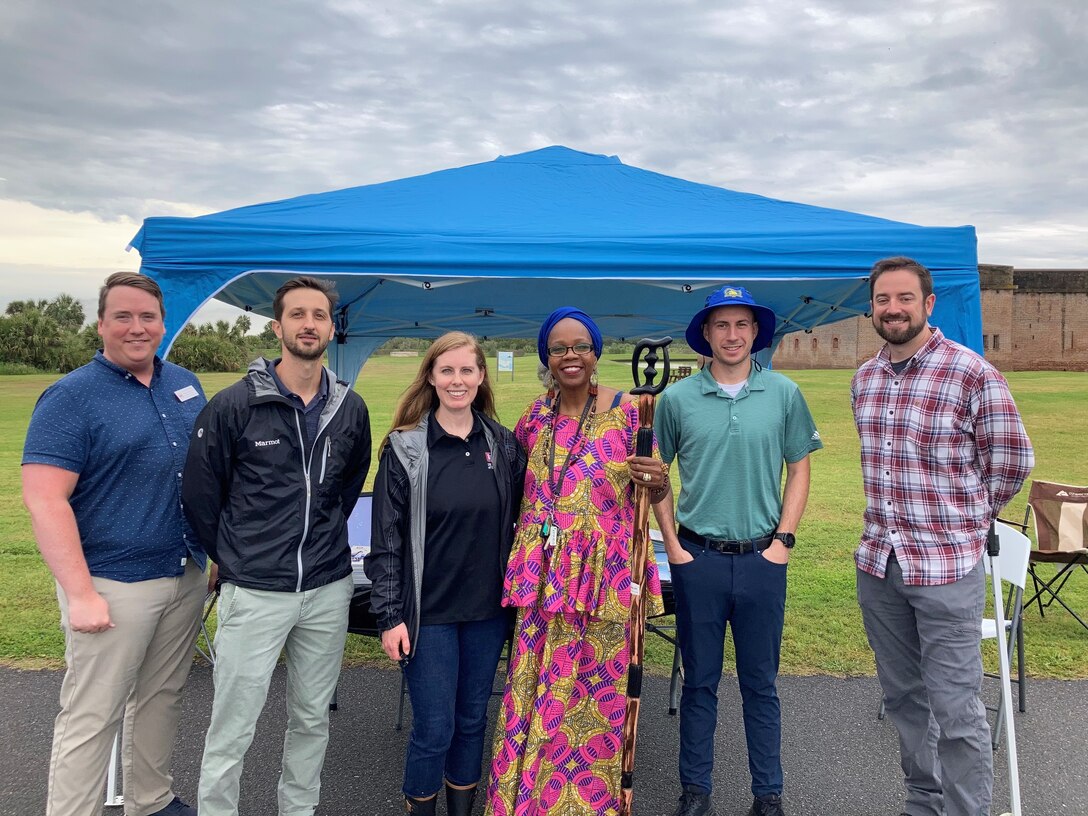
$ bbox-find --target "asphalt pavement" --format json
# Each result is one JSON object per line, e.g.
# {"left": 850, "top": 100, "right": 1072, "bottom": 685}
{"left": 1, "top": 664, "right": 1084, "bottom": 815}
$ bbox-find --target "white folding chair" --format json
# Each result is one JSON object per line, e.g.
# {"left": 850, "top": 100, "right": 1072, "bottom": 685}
{"left": 875, "top": 522, "right": 1031, "bottom": 740}
{"left": 982, "top": 522, "right": 1031, "bottom": 749}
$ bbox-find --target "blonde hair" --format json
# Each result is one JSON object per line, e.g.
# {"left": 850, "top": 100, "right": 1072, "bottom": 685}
{"left": 383, "top": 332, "right": 498, "bottom": 449}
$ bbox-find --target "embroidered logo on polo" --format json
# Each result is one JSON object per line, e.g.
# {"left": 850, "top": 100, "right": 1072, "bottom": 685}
{"left": 254, "top": 439, "right": 281, "bottom": 447}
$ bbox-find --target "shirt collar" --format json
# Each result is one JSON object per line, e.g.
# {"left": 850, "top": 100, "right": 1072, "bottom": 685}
{"left": 268, "top": 358, "right": 328, "bottom": 405}
{"left": 875, "top": 326, "right": 945, "bottom": 373}
{"left": 92, "top": 350, "right": 163, "bottom": 382}
{"left": 695, "top": 360, "right": 766, "bottom": 396}
{"left": 428, "top": 409, "right": 483, "bottom": 447}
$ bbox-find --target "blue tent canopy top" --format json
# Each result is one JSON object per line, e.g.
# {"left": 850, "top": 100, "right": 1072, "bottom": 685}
{"left": 130, "top": 146, "right": 981, "bottom": 381}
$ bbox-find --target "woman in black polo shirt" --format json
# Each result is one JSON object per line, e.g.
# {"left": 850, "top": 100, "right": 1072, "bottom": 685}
{"left": 365, "top": 331, "right": 526, "bottom": 816}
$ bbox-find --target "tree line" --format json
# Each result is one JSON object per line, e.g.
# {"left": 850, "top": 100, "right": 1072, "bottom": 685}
{"left": 0, "top": 295, "right": 276, "bottom": 374}
{"left": 0, "top": 293, "right": 648, "bottom": 374}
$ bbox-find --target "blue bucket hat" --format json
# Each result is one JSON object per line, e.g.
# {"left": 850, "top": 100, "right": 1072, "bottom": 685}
{"left": 685, "top": 285, "right": 777, "bottom": 356}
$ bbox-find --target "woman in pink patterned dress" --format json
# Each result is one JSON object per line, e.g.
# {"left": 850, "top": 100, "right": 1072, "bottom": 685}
{"left": 485, "top": 307, "right": 672, "bottom": 816}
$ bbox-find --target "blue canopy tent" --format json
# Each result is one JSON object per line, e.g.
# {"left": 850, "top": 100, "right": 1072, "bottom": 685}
{"left": 129, "top": 146, "right": 981, "bottom": 383}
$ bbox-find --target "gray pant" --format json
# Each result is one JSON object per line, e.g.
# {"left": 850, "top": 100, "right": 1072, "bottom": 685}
{"left": 857, "top": 556, "right": 992, "bottom": 816}
{"left": 197, "top": 576, "right": 353, "bottom": 816}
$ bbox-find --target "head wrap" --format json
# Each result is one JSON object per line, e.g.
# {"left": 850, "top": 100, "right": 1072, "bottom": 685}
{"left": 537, "top": 307, "right": 604, "bottom": 365}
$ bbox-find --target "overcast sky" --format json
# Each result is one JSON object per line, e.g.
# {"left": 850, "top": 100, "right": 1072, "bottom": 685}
{"left": 1, "top": 0, "right": 1084, "bottom": 326}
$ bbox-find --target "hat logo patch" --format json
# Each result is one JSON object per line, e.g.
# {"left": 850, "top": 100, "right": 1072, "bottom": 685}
{"left": 724, "top": 287, "right": 742, "bottom": 298}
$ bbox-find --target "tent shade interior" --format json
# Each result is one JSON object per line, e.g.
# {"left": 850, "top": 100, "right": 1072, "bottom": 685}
{"left": 129, "top": 146, "right": 981, "bottom": 382}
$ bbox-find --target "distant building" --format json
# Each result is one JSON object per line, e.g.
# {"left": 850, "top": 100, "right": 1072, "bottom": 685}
{"left": 772, "top": 266, "right": 1088, "bottom": 372}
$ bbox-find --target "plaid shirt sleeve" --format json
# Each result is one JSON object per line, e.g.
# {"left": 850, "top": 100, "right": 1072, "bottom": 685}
{"left": 853, "top": 329, "right": 1033, "bottom": 586}
{"left": 972, "top": 366, "right": 1034, "bottom": 514}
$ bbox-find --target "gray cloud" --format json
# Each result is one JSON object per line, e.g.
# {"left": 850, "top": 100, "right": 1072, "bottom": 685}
{"left": 0, "top": 0, "right": 1084, "bottom": 270}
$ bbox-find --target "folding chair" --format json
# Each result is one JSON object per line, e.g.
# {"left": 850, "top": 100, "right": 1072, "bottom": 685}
{"left": 647, "top": 530, "right": 683, "bottom": 715}
{"left": 876, "top": 521, "right": 1030, "bottom": 748}
{"left": 668, "top": 365, "right": 692, "bottom": 384}
{"left": 105, "top": 589, "right": 218, "bottom": 806}
{"left": 1014, "top": 481, "right": 1088, "bottom": 632}
{"left": 982, "top": 521, "right": 1030, "bottom": 748}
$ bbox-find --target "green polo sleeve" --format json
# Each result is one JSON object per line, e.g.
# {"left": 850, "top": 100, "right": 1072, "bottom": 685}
{"left": 784, "top": 386, "right": 824, "bottom": 462}
{"left": 654, "top": 389, "right": 679, "bottom": 465}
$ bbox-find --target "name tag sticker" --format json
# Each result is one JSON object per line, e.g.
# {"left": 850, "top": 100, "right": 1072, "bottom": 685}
{"left": 175, "top": 385, "right": 199, "bottom": 402}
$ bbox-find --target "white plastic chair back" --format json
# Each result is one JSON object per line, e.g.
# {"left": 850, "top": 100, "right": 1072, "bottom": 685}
{"left": 983, "top": 522, "right": 1032, "bottom": 590}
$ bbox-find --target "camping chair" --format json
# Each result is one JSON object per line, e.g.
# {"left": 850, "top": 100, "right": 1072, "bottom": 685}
{"left": 105, "top": 589, "right": 218, "bottom": 806}
{"left": 876, "top": 521, "right": 1029, "bottom": 750}
{"left": 1010, "top": 481, "right": 1088, "bottom": 632}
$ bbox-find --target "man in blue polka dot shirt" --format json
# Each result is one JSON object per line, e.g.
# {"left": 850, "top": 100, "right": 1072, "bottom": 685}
{"left": 22, "top": 272, "right": 208, "bottom": 816}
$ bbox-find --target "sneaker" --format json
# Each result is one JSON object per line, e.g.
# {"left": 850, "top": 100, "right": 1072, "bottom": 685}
{"left": 672, "top": 784, "right": 717, "bottom": 816}
{"left": 747, "top": 793, "right": 785, "bottom": 816}
{"left": 148, "top": 797, "right": 197, "bottom": 816}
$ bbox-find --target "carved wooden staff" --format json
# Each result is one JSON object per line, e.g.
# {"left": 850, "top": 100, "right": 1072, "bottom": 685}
{"left": 619, "top": 336, "right": 672, "bottom": 816}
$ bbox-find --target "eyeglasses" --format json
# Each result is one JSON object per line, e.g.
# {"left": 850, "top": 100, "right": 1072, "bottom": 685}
{"left": 547, "top": 343, "right": 595, "bottom": 358}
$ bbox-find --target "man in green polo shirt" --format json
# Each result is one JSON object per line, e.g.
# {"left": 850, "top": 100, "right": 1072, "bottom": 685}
{"left": 653, "top": 285, "right": 822, "bottom": 816}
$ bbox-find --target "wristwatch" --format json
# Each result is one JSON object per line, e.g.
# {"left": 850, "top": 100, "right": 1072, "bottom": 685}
{"left": 773, "top": 532, "right": 796, "bottom": 549}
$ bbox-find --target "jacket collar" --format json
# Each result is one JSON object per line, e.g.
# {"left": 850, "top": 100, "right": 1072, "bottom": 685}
{"left": 246, "top": 356, "right": 350, "bottom": 423}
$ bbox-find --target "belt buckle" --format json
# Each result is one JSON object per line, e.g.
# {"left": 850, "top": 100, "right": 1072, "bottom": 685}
{"left": 709, "top": 537, "right": 739, "bottom": 554}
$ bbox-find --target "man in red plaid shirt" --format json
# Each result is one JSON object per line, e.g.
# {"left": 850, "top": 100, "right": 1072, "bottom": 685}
{"left": 852, "top": 256, "right": 1033, "bottom": 816}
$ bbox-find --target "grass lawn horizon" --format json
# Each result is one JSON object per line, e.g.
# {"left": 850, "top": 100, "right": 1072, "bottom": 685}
{"left": 2, "top": 361, "right": 1086, "bottom": 678}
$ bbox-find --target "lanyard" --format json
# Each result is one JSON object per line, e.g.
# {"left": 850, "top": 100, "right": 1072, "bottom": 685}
{"left": 541, "top": 392, "right": 595, "bottom": 541}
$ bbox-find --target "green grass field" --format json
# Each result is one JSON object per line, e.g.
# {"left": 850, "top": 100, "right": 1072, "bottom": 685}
{"left": 2, "top": 361, "right": 1086, "bottom": 677}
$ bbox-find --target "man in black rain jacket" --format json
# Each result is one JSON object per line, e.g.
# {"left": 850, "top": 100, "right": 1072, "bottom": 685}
{"left": 182, "top": 276, "right": 371, "bottom": 816}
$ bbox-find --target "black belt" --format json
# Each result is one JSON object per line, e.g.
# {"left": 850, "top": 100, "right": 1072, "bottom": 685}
{"left": 678, "top": 525, "right": 773, "bottom": 555}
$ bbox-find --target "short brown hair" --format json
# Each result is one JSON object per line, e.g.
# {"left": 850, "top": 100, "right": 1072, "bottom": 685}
{"left": 98, "top": 272, "right": 165, "bottom": 319}
{"left": 273, "top": 276, "right": 338, "bottom": 321}
{"left": 869, "top": 256, "right": 934, "bottom": 301}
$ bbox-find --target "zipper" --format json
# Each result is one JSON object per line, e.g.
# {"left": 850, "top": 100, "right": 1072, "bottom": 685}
{"left": 294, "top": 412, "right": 311, "bottom": 593}
{"left": 319, "top": 436, "right": 331, "bottom": 484}
{"left": 292, "top": 376, "right": 351, "bottom": 593}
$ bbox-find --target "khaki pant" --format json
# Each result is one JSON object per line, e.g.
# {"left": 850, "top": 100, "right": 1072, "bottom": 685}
{"left": 197, "top": 576, "right": 353, "bottom": 816}
{"left": 48, "top": 560, "right": 206, "bottom": 816}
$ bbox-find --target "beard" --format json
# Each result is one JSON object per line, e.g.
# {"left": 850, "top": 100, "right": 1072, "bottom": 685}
{"left": 283, "top": 332, "right": 330, "bottom": 361}
{"left": 874, "top": 314, "right": 926, "bottom": 346}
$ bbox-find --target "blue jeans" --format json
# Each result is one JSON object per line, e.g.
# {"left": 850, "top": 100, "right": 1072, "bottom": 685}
{"left": 402, "top": 614, "right": 509, "bottom": 798}
{"left": 671, "top": 534, "right": 787, "bottom": 798}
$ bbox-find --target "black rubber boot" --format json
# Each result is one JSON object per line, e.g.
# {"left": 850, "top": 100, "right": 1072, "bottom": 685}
{"left": 445, "top": 782, "right": 479, "bottom": 816}
{"left": 404, "top": 794, "right": 438, "bottom": 815}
